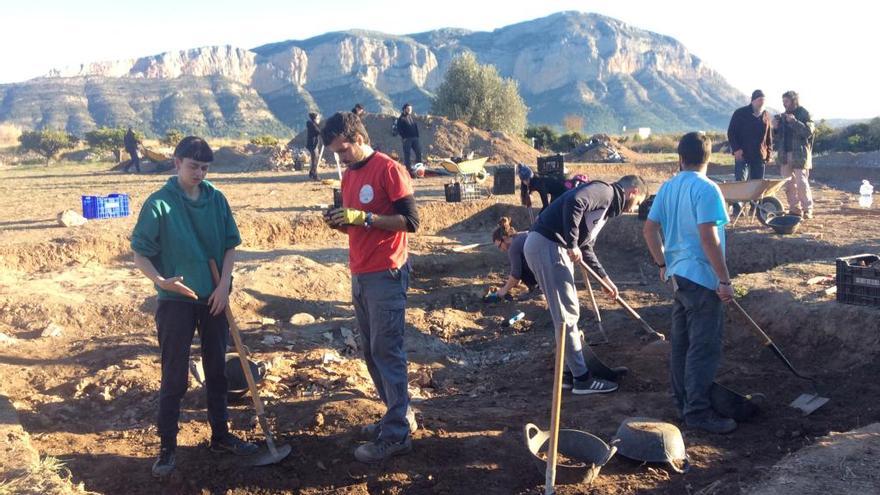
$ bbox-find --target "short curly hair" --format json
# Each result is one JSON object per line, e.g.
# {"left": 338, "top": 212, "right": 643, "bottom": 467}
{"left": 320, "top": 112, "right": 370, "bottom": 146}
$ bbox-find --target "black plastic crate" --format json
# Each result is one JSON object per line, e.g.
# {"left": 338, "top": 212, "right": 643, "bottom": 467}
{"left": 493, "top": 165, "right": 516, "bottom": 195}
{"left": 836, "top": 254, "right": 880, "bottom": 307}
{"left": 638, "top": 194, "right": 656, "bottom": 220}
{"left": 444, "top": 183, "right": 462, "bottom": 203}
{"left": 537, "top": 154, "right": 565, "bottom": 175}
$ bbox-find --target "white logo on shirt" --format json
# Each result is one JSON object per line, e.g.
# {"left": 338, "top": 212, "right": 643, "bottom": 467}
{"left": 359, "top": 184, "right": 374, "bottom": 204}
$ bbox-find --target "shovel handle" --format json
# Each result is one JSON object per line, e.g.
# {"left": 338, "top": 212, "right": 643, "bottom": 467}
{"left": 544, "top": 323, "right": 566, "bottom": 494}
{"left": 209, "top": 260, "right": 280, "bottom": 452}
{"left": 730, "top": 299, "right": 772, "bottom": 346}
{"left": 578, "top": 260, "right": 666, "bottom": 341}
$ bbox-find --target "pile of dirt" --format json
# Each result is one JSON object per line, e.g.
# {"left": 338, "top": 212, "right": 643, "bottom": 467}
{"left": 291, "top": 114, "right": 540, "bottom": 165}
{"left": 746, "top": 423, "right": 880, "bottom": 495}
{"left": 212, "top": 144, "right": 297, "bottom": 172}
{"left": 813, "top": 150, "right": 880, "bottom": 168}
{"left": 567, "top": 134, "right": 644, "bottom": 163}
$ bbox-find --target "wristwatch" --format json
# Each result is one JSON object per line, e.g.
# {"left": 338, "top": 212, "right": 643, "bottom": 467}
{"left": 364, "top": 211, "right": 374, "bottom": 228}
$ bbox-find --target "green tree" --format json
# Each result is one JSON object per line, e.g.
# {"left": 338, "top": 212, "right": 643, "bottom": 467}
{"left": 18, "top": 129, "right": 78, "bottom": 164}
{"left": 432, "top": 52, "right": 528, "bottom": 135}
{"left": 84, "top": 127, "right": 143, "bottom": 162}
{"left": 555, "top": 131, "right": 588, "bottom": 152}
{"left": 161, "top": 129, "right": 184, "bottom": 147}
{"left": 525, "top": 125, "right": 558, "bottom": 150}
{"left": 249, "top": 135, "right": 280, "bottom": 147}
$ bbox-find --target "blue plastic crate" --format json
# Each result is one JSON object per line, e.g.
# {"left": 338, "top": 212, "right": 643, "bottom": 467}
{"left": 81, "top": 193, "right": 130, "bottom": 219}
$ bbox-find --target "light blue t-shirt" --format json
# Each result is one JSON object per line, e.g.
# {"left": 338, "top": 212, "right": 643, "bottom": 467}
{"left": 647, "top": 171, "right": 729, "bottom": 290}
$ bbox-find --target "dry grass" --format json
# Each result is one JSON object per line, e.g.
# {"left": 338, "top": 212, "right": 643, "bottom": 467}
{"left": 0, "top": 456, "right": 96, "bottom": 495}
{"left": 0, "top": 124, "right": 22, "bottom": 147}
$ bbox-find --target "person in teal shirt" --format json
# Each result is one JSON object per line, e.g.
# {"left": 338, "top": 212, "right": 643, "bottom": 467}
{"left": 131, "top": 136, "right": 258, "bottom": 479}
{"left": 643, "top": 132, "right": 737, "bottom": 435}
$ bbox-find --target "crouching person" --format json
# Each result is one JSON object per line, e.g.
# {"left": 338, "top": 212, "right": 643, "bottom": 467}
{"left": 320, "top": 112, "right": 420, "bottom": 463}
{"left": 131, "top": 136, "right": 258, "bottom": 478}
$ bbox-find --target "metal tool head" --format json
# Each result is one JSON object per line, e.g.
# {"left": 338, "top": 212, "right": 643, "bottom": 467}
{"left": 249, "top": 443, "right": 292, "bottom": 466}
{"left": 790, "top": 393, "right": 830, "bottom": 416}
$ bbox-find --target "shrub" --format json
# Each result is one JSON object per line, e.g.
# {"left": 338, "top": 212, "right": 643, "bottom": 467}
{"left": 249, "top": 135, "right": 280, "bottom": 147}
{"left": 18, "top": 129, "right": 78, "bottom": 164}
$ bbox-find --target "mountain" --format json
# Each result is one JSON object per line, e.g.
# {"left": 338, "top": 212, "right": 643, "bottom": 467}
{"left": 0, "top": 11, "right": 746, "bottom": 137}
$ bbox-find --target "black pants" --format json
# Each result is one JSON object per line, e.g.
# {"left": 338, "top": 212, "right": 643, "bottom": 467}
{"left": 402, "top": 138, "right": 422, "bottom": 170}
{"left": 155, "top": 299, "right": 229, "bottom": 449}
{"left": 308, "top": 146, "right": 319, "bottom": 180}
{"left": 124, "top": 148, "right": 140, "bottom": 172}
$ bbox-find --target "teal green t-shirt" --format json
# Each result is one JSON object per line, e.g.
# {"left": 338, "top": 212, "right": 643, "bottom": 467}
{"left": 131, "top": 177, "right": 241, "bottom": 302}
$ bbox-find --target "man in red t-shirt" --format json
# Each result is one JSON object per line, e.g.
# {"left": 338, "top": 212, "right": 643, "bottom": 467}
{"left": 321, "top": 112, "right": 420, "bottom": 463}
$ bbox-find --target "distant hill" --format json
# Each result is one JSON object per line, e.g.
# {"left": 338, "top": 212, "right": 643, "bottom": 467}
{"left": 0, "top": 11, "right": 746, "bottom": 137}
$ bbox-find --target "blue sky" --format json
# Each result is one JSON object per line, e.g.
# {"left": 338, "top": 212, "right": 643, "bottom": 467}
{"left": 3, "top": 0, "right": 877, "bottom": 119}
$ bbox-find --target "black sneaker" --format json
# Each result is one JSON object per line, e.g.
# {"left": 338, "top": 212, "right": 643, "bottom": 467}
{"left": 151, "top": 448, "right": 175, "bottom": 478}
{"left": 685, "top": 410, "right": 737, "bottom": 434}
{"left": 354, "top": 436, "right": 412, "bottom": 463}
{"left": 210, "top": 433, "right": 260, "bottom": 456}
{"left": 572, "top": 376, "right": 618, "bottom": 395}
{"left": 561, "top": 371, "right": 573, "bottom": 390}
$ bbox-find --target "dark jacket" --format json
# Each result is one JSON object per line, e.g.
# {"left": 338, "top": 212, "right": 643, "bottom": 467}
{"left": 531, "top": 181, "right": 624, "bottom": 278}
{"left": 306, "top": 118, "right": 321, "bottom": 150}
{"left": 727, "top": 105, "right": 772, "bottom": 163}
{"left": 123, "top": 129, "right": 138, "bottom": 152}
{"left": 773, "top": 106, "right": 814, "bottom": 169}
{"left": 396, "top": 114, "right": 419, "bottom": 139}
{"left": 522, "top": 175, "right": 567, "bottom": 211}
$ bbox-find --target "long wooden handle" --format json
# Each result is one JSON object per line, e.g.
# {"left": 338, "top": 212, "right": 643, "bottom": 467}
{"left": 209, "top": 260, "right": 280, "bottom": 455}
{"left": 578, "top": 260, "right": 666, "bottom": 341}
{"left": 730, "top": 299, "right": 772, "bottom": 346}
{"left": 577, "top": 264, "right": 603, "bottom": 329}
{"left": 544, "top": 323, "right": 566, "bottom": 494}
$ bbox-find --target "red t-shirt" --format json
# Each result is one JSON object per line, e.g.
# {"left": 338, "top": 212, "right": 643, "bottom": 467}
{"left": 342, "top": 152, "right": 413, "bottom": 274}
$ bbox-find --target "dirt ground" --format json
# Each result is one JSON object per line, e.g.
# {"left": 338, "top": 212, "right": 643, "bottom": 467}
{"left": 1, "top": 156, "right": 879, "bottom": 494}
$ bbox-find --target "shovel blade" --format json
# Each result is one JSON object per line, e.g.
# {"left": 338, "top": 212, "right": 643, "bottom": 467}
{"left": 249, "top": 443, "right": 293, "bottom": 466}
{"left": 789, "top": 393, "right": 829, "bottom": 415}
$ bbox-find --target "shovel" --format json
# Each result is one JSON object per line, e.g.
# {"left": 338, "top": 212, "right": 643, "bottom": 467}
{"left": 544, "top": 323, "right": 567, "bottom": 495}
{"left": 209, "top": 260, "right": 293, "bottom": 465}
{"left": 576, "top": 263, "right": 608, "bottom": 344}
{"left": 730, "top": 300, "right": 829, "bottom": 415}
{"left": 577, "top": 260, "right": 667, "bottom": 344}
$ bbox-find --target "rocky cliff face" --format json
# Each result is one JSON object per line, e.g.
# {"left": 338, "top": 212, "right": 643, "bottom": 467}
{"left": 1, "top": 11, "right": 745, "bottom": 136}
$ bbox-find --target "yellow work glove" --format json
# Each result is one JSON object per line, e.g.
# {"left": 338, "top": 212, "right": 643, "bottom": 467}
{"left": 337, "top": 208, "right": 367, "bottom": 226}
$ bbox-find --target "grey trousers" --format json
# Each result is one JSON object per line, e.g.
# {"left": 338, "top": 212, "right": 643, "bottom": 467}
{"left": 523, "top": 232, "right": 589, "bottom": 377}
{"left": 670, "top": 276, "right": 725, "bottom": 418}
{"left": 351, "top": 263, "right": 411, "bottom": 442}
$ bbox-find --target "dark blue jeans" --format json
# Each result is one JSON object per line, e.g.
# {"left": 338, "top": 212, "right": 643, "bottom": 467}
{"left": 402, "top": 138, "right": 422, "bottom": 170}
{"left": 669, "top": 276, "right": 724, "bottom": 419}
{"left": 351, "top": 264, "right": 411, "bottom": 442}
{"left": 734, "top": 159, "right": 765, "bottom": 181}
{"left": 155, "top": 299, "right": 229, "bottom": 449}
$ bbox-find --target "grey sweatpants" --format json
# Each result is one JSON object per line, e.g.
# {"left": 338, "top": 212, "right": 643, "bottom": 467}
{"left": 351, "top": 264, "right": 411, "bottom": 442}
{"left": 523, "top": 232, "right": 589, "bottom": 377}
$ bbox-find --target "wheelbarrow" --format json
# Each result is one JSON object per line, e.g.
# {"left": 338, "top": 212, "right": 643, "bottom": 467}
{"left": 439, "top": 157, "right": 491, "bottom": 201}
{"left": 713, "top": 176, "right": 789, "bottom": 226}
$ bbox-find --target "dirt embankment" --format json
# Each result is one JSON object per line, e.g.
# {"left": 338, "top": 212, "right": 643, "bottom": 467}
{"left": 290, "top": 114, "right": 540, "bottom": 165}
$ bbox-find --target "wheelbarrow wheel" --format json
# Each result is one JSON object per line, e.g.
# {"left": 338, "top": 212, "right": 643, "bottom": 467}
{"left": 756, "top": 197, "right": 783, "bottom": 225}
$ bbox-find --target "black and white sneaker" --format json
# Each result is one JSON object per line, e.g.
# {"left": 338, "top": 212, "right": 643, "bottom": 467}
{"left": 561, "top": 371, "right": 573, "bottom": 390}
{"left": 572, "top": 376, "right": 618, "bottom": 395}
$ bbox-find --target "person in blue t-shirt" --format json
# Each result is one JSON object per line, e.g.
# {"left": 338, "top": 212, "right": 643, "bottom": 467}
{"left": 643, "top": 132, "right": 737, "bottom": 435}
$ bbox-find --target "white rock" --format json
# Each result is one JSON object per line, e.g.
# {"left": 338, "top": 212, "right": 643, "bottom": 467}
{"left": 260, "top": 317, "right": 277, "bottom": 326}
{"left": 0, "top": 332, "right": 16, "bottom": 345}
{"left": 57, "top": 210, "right": 88, "bottom": 227}
{"left": 289, "top": 313, "right": 316, "bottom": 326}
{"left": 41, "top": 323, "right": 64, "bottom": 338}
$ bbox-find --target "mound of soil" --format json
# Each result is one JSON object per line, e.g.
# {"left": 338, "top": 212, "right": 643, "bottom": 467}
{"left": 291, "top": 114, "right": 540, "bottom": 165}
{"left": 746, "top": 423, "right": 880, "bottom": 495}
{"left": 567, "top": 134, "right": 644, "bottom": 163}
{"left": 813, "top": 150, "right": 880, "bottom": 168}
{"left": 212, "top": 145, "right": 297, "bottom": 172}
